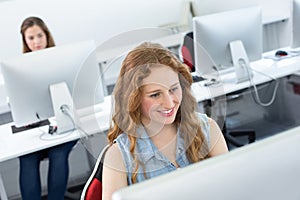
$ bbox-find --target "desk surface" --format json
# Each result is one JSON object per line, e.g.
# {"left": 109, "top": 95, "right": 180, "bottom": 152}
{"left": 1, "top": 56, "right": 300, "bottom": 163}
{"left": 0, "top": 96, "right": 112, "bottom": 163}
{"left": 191, "top": 56, "right": 300, "bottom": 102}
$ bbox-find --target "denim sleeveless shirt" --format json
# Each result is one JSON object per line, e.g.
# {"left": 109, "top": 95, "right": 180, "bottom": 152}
{"left": 114, "top": 113, "right": 210, "bottom": 185}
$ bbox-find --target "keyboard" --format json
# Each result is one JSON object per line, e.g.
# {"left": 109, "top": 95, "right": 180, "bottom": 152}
{"left": 192, "top": 75, "right": 206, "bottom": 82}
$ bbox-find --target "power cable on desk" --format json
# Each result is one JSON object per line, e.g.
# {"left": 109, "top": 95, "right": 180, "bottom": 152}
{"left": 38, "top": 105, "right": 91, "bottom": 141}
{"left": 247, "top": 67, "right": 280, "bottom": 107}
{"left": 60, "top": 104, "right": 76, "bottom": 130}
{"left": 210, "top": 63, "right": 279, "bottom": 107}
{"left": 60, "top": 104, "right": 90, "bottom": 139}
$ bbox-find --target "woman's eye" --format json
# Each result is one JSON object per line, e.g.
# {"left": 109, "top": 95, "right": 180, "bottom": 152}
{"left": 149, "top": 93, "right": 160, "bottom": 98}
{"left": 170, "top": 87, "right": 178, "bottom": 92}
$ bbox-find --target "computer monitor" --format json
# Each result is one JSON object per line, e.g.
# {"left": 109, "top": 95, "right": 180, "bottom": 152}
{"left": 291, "top": 0, "right": 300, "bottom": 50}
{"left": 112, "top": 127, "right": 300, "bottom": 200}
{"left": 0, "top": 40, "right": 104, "bottom": 134}
{"left": 193, "top": 6, "right": 263, "bottom": 83}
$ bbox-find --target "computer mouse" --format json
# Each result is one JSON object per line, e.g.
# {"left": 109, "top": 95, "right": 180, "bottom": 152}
{"left": 275, "top": 50, "right": 288, "bottom": 57}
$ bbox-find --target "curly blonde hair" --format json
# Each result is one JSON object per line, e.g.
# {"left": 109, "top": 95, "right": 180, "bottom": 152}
{"left": 107, "top": 42, "right": 208, "bottom": 183}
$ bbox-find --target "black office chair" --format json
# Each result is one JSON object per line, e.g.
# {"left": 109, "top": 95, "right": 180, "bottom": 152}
{"left": 222, "top": 122, "right": 256, "bottom": 149}
{"left": 221, "top": 93, "right": 256, "bottom": 150}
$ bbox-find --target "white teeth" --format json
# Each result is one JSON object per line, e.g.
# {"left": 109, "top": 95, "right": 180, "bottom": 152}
{"left": 161, "top": 109, "right": 172, "bottom": 114}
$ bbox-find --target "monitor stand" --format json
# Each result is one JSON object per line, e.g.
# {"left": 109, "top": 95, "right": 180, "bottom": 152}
{"left": 229, "top": 40, "right": 253, "bottom": 83}
{"left": 40, "top": 82, "right": 76, "bottom": 140}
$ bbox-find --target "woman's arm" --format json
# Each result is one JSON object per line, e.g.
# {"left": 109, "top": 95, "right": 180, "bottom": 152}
{"left": 207, "top": 118, "right": 228, "bottom": 157}
{"left": 102, "top": 143, "right": 128, "bottom": 200}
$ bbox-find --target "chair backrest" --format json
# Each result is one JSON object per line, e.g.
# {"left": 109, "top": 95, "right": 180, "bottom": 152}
{"left": 181, "top": 31, "right": 195, "bottom": 72}
{"left": 81, "top": 145, "right": 110, "bottom": 200}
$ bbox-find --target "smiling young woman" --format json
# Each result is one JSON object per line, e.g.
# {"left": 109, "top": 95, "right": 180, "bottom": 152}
{"left": 101, "top": 42, "right": 228, "bottom": 200}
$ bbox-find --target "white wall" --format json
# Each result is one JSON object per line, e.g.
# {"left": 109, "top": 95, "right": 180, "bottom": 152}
{"left": 0, "top": 0, "right": 188, "bottom": 60}
{"left": 0, "top": 0, "right": 293, "bottom": 60}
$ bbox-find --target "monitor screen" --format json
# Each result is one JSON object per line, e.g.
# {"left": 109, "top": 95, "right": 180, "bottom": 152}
{"left": 112, "top": 127, "right": 300, "bottom": 200}
{"left": 193, "top": 6, "right": 263, "bottom": 76}
{"left": 291, "top": 0, "right": 300, "bottom": 49}
{"left": 0, "top": 40, "right": 104, "bottom": 131}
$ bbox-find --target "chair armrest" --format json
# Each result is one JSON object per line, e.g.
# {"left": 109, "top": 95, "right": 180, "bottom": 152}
{"left": 225, "top": 129, "right": 256, "bottom": 147}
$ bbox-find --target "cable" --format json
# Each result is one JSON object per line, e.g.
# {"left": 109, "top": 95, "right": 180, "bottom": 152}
{"left": 60, "top": 104, "right": 76, "bottom": 130}
{"left": 212, "top": 61, "right": 280, "bottom": 107}
{"left": 246, "top": 65, "right": 280, "bottom": 107}
{"left": 60, "top": 104, "right": 90, "bottom": 139}
{"left": 38, "top": 105, "right": 89, "bottom": 141}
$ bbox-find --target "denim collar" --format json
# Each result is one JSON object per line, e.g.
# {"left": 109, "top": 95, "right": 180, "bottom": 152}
{"left": 136, "top": 125, "right": 186, "bottom": 164}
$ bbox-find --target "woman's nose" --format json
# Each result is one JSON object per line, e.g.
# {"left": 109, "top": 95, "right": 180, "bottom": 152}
{"left": 34, "top": 37, "right": 40, "bottom": 44}
{"left": 162, "top": 93, "right": 176, "bottom": 108}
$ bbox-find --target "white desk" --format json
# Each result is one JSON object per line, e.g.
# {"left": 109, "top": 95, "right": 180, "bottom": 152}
{"left": 0, "top": 56, "right": 300, "bottom": 199}
{"left": 191, "top": 56, "right": 300, "bottom": 102}
{"left": 0, "top": 96, "right": 112, "bottom": 200}
{"left": 0, "top": 96, "right": 112, "bottom": 163}
{"left": 4, "top": 55, "right": 298, "bottom": 161}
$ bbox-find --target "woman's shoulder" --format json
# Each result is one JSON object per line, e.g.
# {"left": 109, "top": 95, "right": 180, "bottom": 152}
{"left": 195, "top": 112, "right": 211, "bottom": 143}
{"left": 195, "top": 112, "right": 208, "bottom": 121}
{"left": 113, "top": 133, "right": 133, "bottom": 156}
{"left": 103, "top": 143, "right": 124, "bottom": 169}
{"left": 114, "top": 132, "right": 129, "bottom": 145}
{"left": 195, "top": 112, "right": 210, "bottom": 128}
